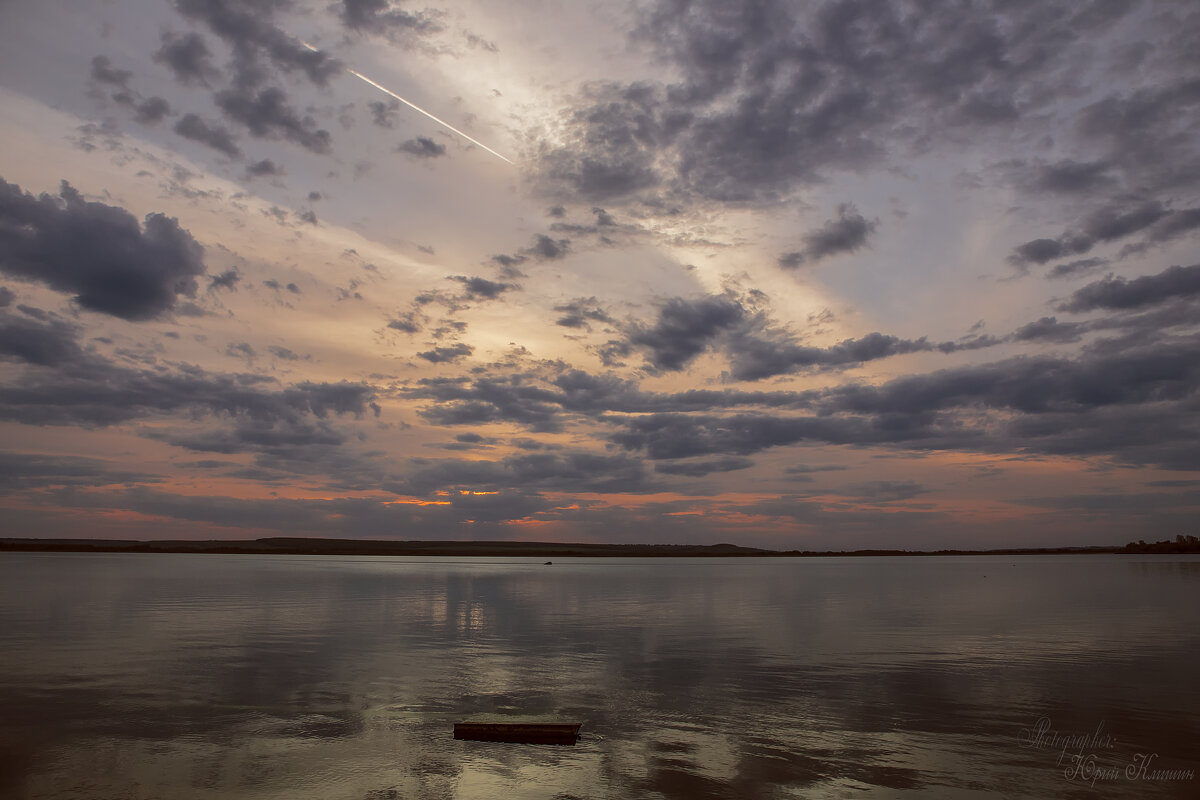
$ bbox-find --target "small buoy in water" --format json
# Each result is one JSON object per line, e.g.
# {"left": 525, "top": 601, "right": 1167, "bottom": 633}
{"left": 544, "top": 561, "right": 553, "bottom": 565}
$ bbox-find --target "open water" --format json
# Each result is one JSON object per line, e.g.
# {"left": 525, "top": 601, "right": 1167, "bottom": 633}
{"left": 1, "top": 552, "right": 1197, "bottom": 799}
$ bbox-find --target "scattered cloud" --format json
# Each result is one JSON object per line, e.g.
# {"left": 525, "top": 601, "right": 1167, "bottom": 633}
{"left": 245, "top": 158, "right": 284, "bottom": 178}
{"left": 174, "top": 113, "right": 242, "bottom": 158}
{"left": 1057, "top": 263, "right": 1200, "bottom": 313}
{"left": 417, "top": 343, "right": 474, "bottom": 363}
{"left": 153, "top": 31, "right": 219, "bottom": 87}
{"left": 779, "top": 204, "right": 878, "bottom": 268}
{"left": 3, "top": 0, "right": 1199, "bottom": 547}
{"left": 215, "top": 86, "right": 332, "bottom": 154}
{"left": 0, "top": 177, "right": 206, "bottom": 321}
{"left": 398, "top": 136, "right": 446, "bottom": 159}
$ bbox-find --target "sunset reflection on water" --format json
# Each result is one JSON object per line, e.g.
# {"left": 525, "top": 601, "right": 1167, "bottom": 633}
{"left": 1, "top": 553, "right": 1198, "bottom": 799}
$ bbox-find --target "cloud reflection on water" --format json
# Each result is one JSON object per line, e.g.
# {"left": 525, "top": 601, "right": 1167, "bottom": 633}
{"left": 1, "top": 553, "right": 1198, "bottom": 799}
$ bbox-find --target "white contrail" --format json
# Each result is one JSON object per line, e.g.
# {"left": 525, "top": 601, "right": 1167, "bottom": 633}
{"left": 301, "top": 40, "right": 513, "bottom": 165}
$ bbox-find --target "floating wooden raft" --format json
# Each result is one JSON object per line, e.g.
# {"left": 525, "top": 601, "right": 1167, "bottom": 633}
{"left": 453, "top": 721, "right": 582, "bottom": 745}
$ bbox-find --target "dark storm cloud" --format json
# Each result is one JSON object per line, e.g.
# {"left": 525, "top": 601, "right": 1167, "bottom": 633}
{"left": 1073, "top": 69, "right": 1200, "bottom": 196}
{"left": 387, "top": 310, "right": 422, "bottom": 333}
{"left": 1008, "top": 199, "right": 1170, "bottom": 268}
{"left": 489, "top": 234, "right": 572, "bottom": 271}
{"left": 225, "top": 342, "right": 256, "bottom": 359}
{"left": 1047, "top": 258, "right": 1107, "bottom": 280}
{"left": 208, "top": 267, "right": 240, "bottom": 291}
{"left": 551, "top": 368, "right": 813, "bottom": 415}
{"left": 997, "top": 158, "right": 1118, "bottom": 196}
{"left": 784, "top": 463, "right": 848, "bottom": 477}
{"left": 397, "top": 450, "right": 655, "bottom": 496}
{"left": 614, "top": 292, "right": 941, "bottom": 379}
{"left": 841, "top": 481, "right": 929, "bottom": 503}
{"left": 267, "top": 345, "right": 307, "bottom": 361}
{"left": 1012, "top": 317, "right": 1086, "bottom": 344}
{"left": 398, "top": 136, "right": 446, "bottom": 159}
{"left": 154, "top": 31, "right": 220, "bottom": 86}
{"left": 210, "top": 424, "right": 387, "bottom": 490}
{"left": 490, "top": 254, "right": 525, "bottom": 273}
{"left": 627, "top": 294, "right": 745, "bottom": 371}
{"left": 1009, "top": 237, "right": 1085, "bottom": 267}
{"left": 546, "top": 207, "right": 624, "bottom": 237}
{"left": 411, "top": 375, "right": 566, "bottom": 431}
{"left": 0, "top": 287, "right": 13, "bottom": 307}
{"left": 163, "top": 417, "right": 346, "bottom": 455}
{"left": 527, "top": 234, "right": 570, "bottom": 260}
{"left": 1005, "top": 293, "right": 1200, "bottom": 350}
{"left": 0, "top": 177, "right": 207, "bottom": 321}
{"left": 174, "top": 113, "right": 242, "bottom": 157}
{"left": 89, "top": 55, "right": 173, "bottom": 126}
{"left": 448, "top": 275, "right": 516, "bottom": 300}
{"left": 779, "top": 204, "right": 878, "bottom": 268}
{"left": 417, "top": 343, "right": 473, "bottom": 363}
{"left": 1057, "top": 263, "right": 1200, "bottom": 313}
{"left": 1118, "top": 208, "right": 1200, "bottom": 257}
{"left": 338, "top": 0, "right": 444, "bottom": 38}
{"left": 368, "top": 99, "right": 399, "bottom": 128}
{"left": 0, "top": 309, "right": 86, "bottom": 367}
{"left": 173, "top": 0, "right": 342, "bottom": 88}
{"left": 245, "top": 158, "right": 284, "bottom": 177}
{"left": 824, "top": 339, "right": 1200, "bottom": 417}
{"left": 534, "top": 81, "right": 675, "bottom": 202}
{"left": 609, "top": 413, "right": 858, "bottom": 460}
{"left": 599, "top": 332, "right": 1200, "bottom": 470}
{"left": 1029, "top": 159, "right": 1118, "bottom": 195}
{"left": 434, "top": 432, "right": 497, "bottom": 451}
{"left": 129, "top": 96, "right": 173, "bottom": 125}
{"left": 725, "top": 330, "right": 934, "bottom": 381}
{"left": 554, "top": 297, "right": 613, "bottom": 330}
{"left": 51, "top": 485, "right": 560, "bottom": 536}
{"left": 90, "top": 56, "right": 131, "bottom": 88}
{"left": 215, "top": 86, "right": 332, "bottom": 154}
{"left": 1148, "top": 209, "right": 1200, "bottom": 241}
{"left": 0, "top": 337, "right": 377, "bottom": 429}
{"left": 403, "top": 308, "right": 1200, "bottom": 468}
{"left": 535, "top": 0, "right": 1157, "bottom": 206}
{"left": 0, "top": 452, "right": 160, "bottom": 493}
{"left": 1082, "top": 200, "right": 1169, "bottom": 242}
{"left": 405, "top": 368, "right": 818, "bottom": 433}
{"left": 1001, "top": 403, "right": 1200, "bottom": 472}
{"left": 654, "top": 456, "right": 755, "bottom": 477}
{"left": 505, "top": 451, "right": 653, "bottom": 493}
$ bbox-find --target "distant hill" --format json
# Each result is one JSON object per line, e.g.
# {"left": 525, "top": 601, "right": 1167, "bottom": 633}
{"left": 0, "top": 537, "right": 772, "bottom": 557}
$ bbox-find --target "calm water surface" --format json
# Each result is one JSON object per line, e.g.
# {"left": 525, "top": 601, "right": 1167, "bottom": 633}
{"left": 1, "top": 553, "right": 1197, "bottom": 799}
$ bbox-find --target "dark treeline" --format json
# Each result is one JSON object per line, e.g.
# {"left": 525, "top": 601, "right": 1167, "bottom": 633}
{"left": 1, "top": 536, "right": 1198, "bottom": 557}
{"left": 1119, "top": 535, "right": 1200, "bottom": 554}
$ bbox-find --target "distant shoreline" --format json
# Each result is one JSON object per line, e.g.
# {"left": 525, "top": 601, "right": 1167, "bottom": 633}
{"left": 2, "top": 537, "right": 1197, "bottom": 557}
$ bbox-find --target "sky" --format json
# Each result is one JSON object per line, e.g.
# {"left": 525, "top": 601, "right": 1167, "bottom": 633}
{"left": 0, "top": 0, "right": 1198, "bottom": 549}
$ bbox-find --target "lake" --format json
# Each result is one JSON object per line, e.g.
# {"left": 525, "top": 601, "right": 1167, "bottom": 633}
{"left": 1, "top": 552, "right": 1197, "bottom": 799}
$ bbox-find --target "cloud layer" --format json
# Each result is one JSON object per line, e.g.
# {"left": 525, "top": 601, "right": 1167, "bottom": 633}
{"left": 0, "top": 0, "right": 1198, "bottom": 548}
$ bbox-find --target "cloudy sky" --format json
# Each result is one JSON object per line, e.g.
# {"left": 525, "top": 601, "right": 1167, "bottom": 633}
{"left": 1, "top": 0, "right": 1198, "bottom": 549}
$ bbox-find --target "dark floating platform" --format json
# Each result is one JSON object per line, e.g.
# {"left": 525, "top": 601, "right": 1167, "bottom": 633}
{"left": 453, "top": 721, "right": 582, "bottom": 745}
